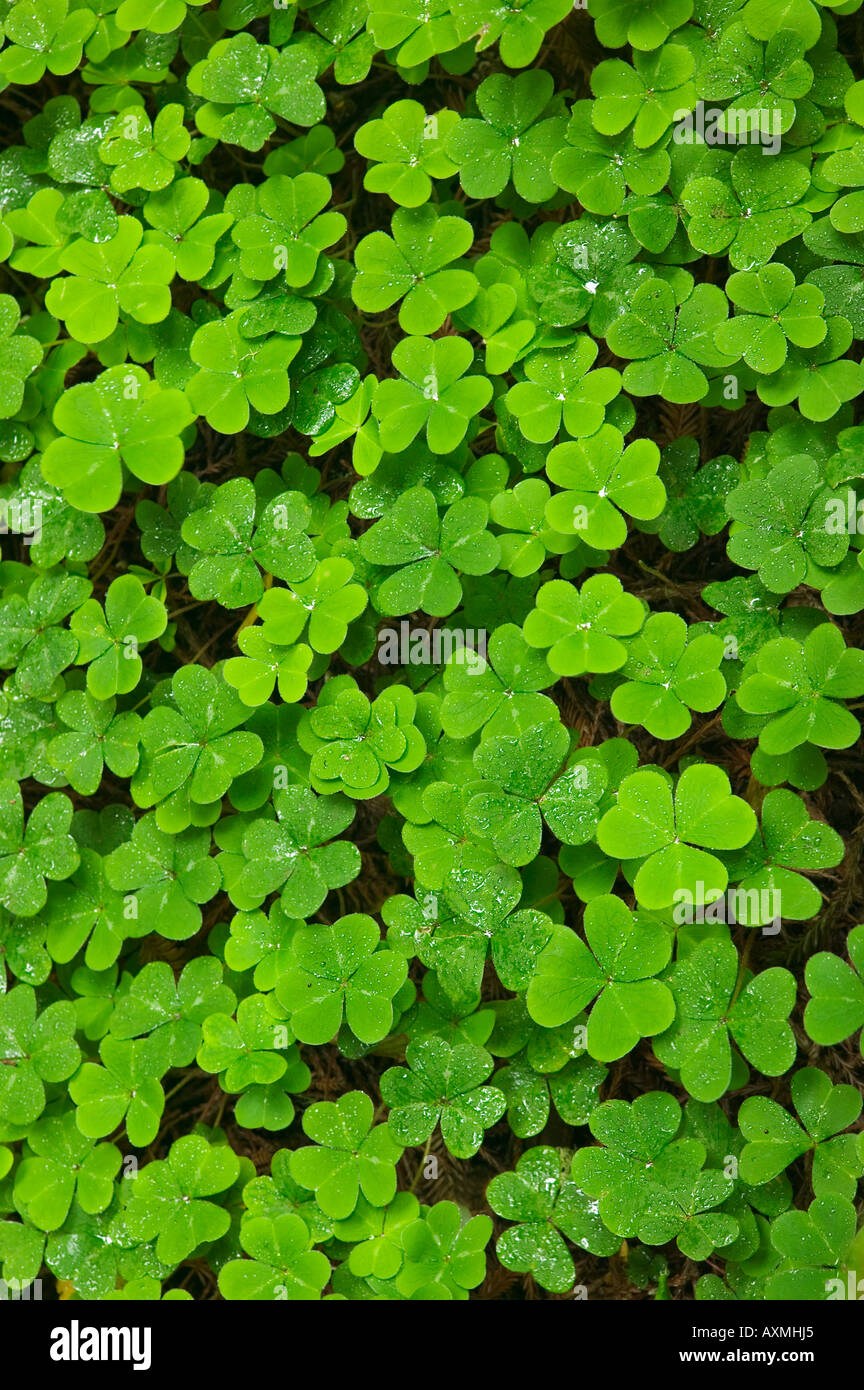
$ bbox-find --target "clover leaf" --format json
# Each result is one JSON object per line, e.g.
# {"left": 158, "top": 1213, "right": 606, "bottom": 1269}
{"left": 104, "top": 814, "right": 220, "bottom": 939}
{"left": 597, "top": 763, "right": 757, "bottom": 910}
{"left": 385, "top": 887, "right": 552, "bottom": 1009}
{"left": 134, "top": 665, "right": 263, "bottom": 821}
{"left": 490, "top": 477, "right": 582, "bottom": 578}
{"left": 698, "top": 21, "right": 814, "bottom": 135}
{"left": 236, "top": 1149, "right": 331, "bottom": 1243}
{"left": 591, "top": 45, "right": 697, "bottom": 147}
{"left": 589, "top": 0, "right": 693, "bottom": 49}
{"left": 527, "top": 897, "right": 674, "bottom": 1060}
{"left": 123, "top": 1134, "right": 240, "bottom": 1264}
{"left": 572, "top": 1092, "right": 738, "bottom": 1258}
{"left": 466, "top": 722, "right": 608, "bottom": 866}
{"left": 186, "top": 316, "right": 298, "bottom": 434}
{"left": 332, "top": 1192, "right": 420, "bottom": 1282}
{"left": 0, "top": 779, "right": 78, "bottom": 916}
{"left": 804, "top": 923, "right": 864, "bottom": 1053}
{"left": 181, "top": 478, "right": 316, "bottom": 608}
{"left": 381, "top": 1036, "right": 507, "bottom": 1159}
{"left": 45, "top": 847, "right": 145, "bottom": 969}
{"left": 552, "top": 101, "right": 671, "bottom": 216}
{"left": 445, "top": 71, "right": 565, "bottom": 203}
{"left": 366, "top": 0, "right": 464, "bottom": 63}
{"left": 766, "top": 1194, "right": 859, "bottom": 1300}
{"left": 42, "top": 1201, "right": 167, "bottom": 1301}
{"left": 681, "top": 147, "right": 811, "bottom": 269}
{"left": 110, "top": 957, "right": 236, "bottom": 1067}
{"left": 804, "top": 218, "right": 864, "bottom": 335}
{"left": 714, "top": 264, "right": 827, "bottom": 374}
{"left": 218, "top": 1213, "right": 331, "bottom": 1300}
{"left": 756, "top": 318, "right": 863, "bottom": 422}
{"left": 523, "top": 575, "right": 645, "bottom": 677}
{"left": 701, "top": 575, "right": 782, "bottom": 665}
{"left": 606, "top": 276, "right": 736, "bottom": 404}
{"left": 0, "top": 294, "right": 42, "bottom": 418}
{"left": 0, "top": 457, "right": 103, "bottom": 569}
{"left": 353, "top": 205, "right": 477, "bottom": 336}
{"left": 0, "top": 570, "right": 90, "bottom": 698}
{"left": 226, "top": 786, "right": 360, "bottom": 914}
{"left": 188, "top": 34, "right": 325, "bottom": 151}
{"left": 275, "top": 914, "right": 407, "bottom": 1045}
{"left": 372, "top": 336, "right": 493, "bottom": 455}
{"left": 721, "top": 788, "right": 844, "bottom": 925}
{"left": 252, "top": 558, "right": 368, "bottom": 656}
{"left": 396, "top": 1199, "right": 492, "bottom": 1300}
{"left": 487, "top": 1146, "right": 619, "bottom": 1293}
{"left": 528, "top": 218, "right": 645, "bottom": 335}
{"left": 822, "top": 127, "right": 864, "bottom": 234}
{"left": 451, "top": 0, "right": 571, "bottom": 68}
{"left": 14, "top": 1110, "right": 121, "bottom": 1232}
{"left": 115, "top": 0, "right": 207, "bottom": 34}
{"left": 0, "top": 985, "right": 79, "bottom": 1125}
{"left": 496, "top": 1054, "right": 607, "bottom": 1138}
{"left": 197, "top": 992, "right": 302, "bottom": 1092}
{"left": 41, "top": 365, "right": 194, "bottom": 513}
{"left": 725, "top": 455, "right": 849, "bottom": 593}
{"left": 70, "top": 574, "right": 166, "bottom": 699}
{"left": 441, "top": 623, "right": 556, "bottom": 739}
{"left": 637, "top": 438, "right": 739, "bottom": 553}
{"left": 505, "top": 336, "right": 621, "bottom": 444}
{"left": 48, "top": 690, "right": 141, "bottom": 794}
{"left": 736, "top": 624, "right": 864, "bottom": 754}
{"left": 354, "top": 100, "right": 459, "bottom": 208}
{"left": 0, "top": 0, "right": 95, "bottom": 84}
{"left": 224, "top": 901, "right": 299, "bottom": 991}
{"left": 655, "top": 932, "right": 797, "bottom": 1100}
{"left": 739, "top": 1067, "right": 864, "bottom": 1199}
{"left": 360, "top": 485, "right": 499, "bottom": 617}
{"left": 99, "top": 105, "right": 190, "bottom": 195}
{"left": 289, "top": 1090, "right": 403, "bottom": 1219}
{"left": 143, "top": 178, "right": 233, "bottom": 283}
{"left": 299, "top": 680, "right": 426, "bottom": 798}
{"left": 231, "top": 173, "right": 345, "bottom": 287}
{"left": 610, "top": 612, "right": 726, "bottom": 739}
{"left": 44, "top": 216, "right": 174, "bottom": 344}
{"left": 544, "top": 424, "right": 665, "bottom": 550}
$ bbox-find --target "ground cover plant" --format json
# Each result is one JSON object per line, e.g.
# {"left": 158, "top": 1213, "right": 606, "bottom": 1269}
{"left": 2, "top": 0, "right": 864, "bottom": 1307}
